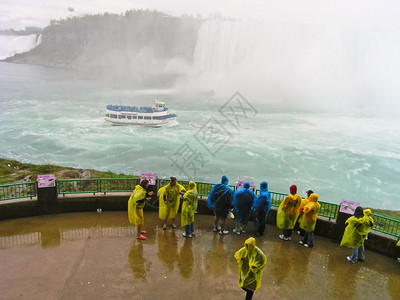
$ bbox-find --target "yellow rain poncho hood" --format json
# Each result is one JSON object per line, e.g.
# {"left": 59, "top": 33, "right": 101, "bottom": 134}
{"left": 181, "top": 181, "right": 198, "bottom": 227}
{"left": 127, "top": 185, "right": 147, "bottom": 227}
{"left": 234, "top": 237, "right": 267, "bottom": 292}
{"left": 276, "top": 189, "right": 302, "bottom": 229}
{"left": 299, "top": 194, "right": 320, "bottom": 232}
{"left": 340, "top": 209, "right": 374, "bottom": 249}
{"left": 158, "top": 182, "right": 185, "bottom": 220}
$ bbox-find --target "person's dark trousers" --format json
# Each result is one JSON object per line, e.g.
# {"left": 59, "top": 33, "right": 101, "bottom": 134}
{"left": 256, "top": 208, "right": 267, "bottom": 235}
{"left": 185, "top": 223, "right": 194, "bottom": 235}
{"left": 242, "top": 288, "right": 254, "bottom": 300}
{"left": 283, "top": 228, "right": 293, "bottom": 238}
{"left": 302, "top": 231, "right": 314, "bottom": 247}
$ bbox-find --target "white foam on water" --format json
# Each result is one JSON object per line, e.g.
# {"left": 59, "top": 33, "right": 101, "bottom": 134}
{"left": 1, "top": 62, "right": 400, "bottom": 209}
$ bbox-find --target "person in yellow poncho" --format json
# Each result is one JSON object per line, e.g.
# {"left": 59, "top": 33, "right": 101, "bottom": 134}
{"left": 181, "top": 181, "right": 198, "bottom": 238}
{"left": 396, "top": 239, "right": 400, "bottom": 262}
{"left": 340, "top": 206, "right": 374, "bottom": 263}
{"left": 234, "top": 237, "right": 267, "bottom": 300}
{"left": 296, "top": 190, "right": 313, "bottom": 236}
{"left": 277, "top": 185, "right": 302, "bottom": 241}
{"left": 299, "top": 194, "right": 320, "bottom": 248}
{"left": 158, "top": 176, "right": 186, "bottom": 230}
{"left": 128, "top": 179, "right": 153, "bottom": 240}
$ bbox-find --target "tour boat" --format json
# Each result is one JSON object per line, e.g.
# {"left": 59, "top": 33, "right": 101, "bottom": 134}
{"left": 104, "top": 100, "right": 177, "bottom": 127}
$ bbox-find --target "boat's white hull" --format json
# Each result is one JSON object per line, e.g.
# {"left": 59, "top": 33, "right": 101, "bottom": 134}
{"left": 104, "top": 101, "right": 177, "bottom": 127}
{"left": 104, "top": 116, "right": 177, "bottom": 127}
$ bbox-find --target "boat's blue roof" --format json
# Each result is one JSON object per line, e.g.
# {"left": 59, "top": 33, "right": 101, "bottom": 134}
{"left": 106, "top": 105, "right": 168, "bottom": 113}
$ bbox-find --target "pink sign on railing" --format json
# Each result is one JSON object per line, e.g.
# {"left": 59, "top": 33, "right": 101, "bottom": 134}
{"left": 236, "top": 181, "right": 255, "bottom": 192}
{"left": 339, "top": 199, "right": 360, "bottom": 215}
{"left": 37, "top": 174, "right": 56, "bottom": 188}
{"left": 140, "top": 173, "right": 157, "bottom": 186}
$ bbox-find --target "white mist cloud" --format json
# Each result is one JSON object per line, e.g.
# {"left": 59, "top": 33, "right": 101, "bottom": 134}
{"left": 2, "top": 0, "right": 400, "bottom": 115}
{"left": 1, "top": 0, "right": 400, "bottom": 31}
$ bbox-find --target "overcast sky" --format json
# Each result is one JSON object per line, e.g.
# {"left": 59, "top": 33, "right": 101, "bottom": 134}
{"left": 1, "top": 0, "right": 400, "bottom": 31}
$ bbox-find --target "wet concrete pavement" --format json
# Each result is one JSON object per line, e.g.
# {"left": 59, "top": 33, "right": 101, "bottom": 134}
{"left": 0, "top": 211, "right": 399, "bottom": 299}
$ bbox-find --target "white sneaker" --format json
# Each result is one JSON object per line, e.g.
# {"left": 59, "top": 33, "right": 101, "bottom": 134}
{"left": 219, "top": 229, "right": 229, "bottom": 235}
{"left": 182, "top": 233, "right": 192, "bottom": 238}
{"left": 397, "top": 258, "right": 400, "bottom": 263}
{"left": 279, "top": 234, "right": 291, "bottom": 241}
{"left": 299, "top": 241, "right": 304, "bottom": 245}
{"left": 347, "top": 256, "right": 356, "bottom": 263}
{"left": 303, "top": 244, "right": 309, "bottom": 248}
{"left": 233, "top": 228, "right": 241, "bottom": 235}
{"left": 240, "top": 228, "right": 246, "bottom": 233}
{"left": 214, "top": 227, "right": 221, "bottom": 232}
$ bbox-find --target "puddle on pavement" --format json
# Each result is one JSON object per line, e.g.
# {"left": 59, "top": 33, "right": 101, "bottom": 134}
{"left": 0, "top": 211, "right": 399, "bottom": 299}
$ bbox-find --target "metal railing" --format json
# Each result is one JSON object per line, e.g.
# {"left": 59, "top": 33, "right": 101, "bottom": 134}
{"left": 319, "top": 201, "right": 339, "bottom": 221}
{"left": 99, "top": 178, "right": 139, "bottom": 194}
{"left": 371, "top": 213, "right": 400, "bottom": 238}
{"left": 58, "top": 179, "right": 98, "bottom": 196}
{"left": 0, "top": 182, "right": 36, "bottom": 201}
{"left": 1, "top": 178, "right": 399, "bottom": 238}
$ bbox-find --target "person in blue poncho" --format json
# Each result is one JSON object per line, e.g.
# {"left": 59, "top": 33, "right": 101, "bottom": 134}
{"left": 252, "top": 181, "right": 272, "bottom": 236}
{"left": 233, "top": 182, "right": 256, "bottom": 235}
{"left": 207, "top": 175, "right": 234, "bottom": 235}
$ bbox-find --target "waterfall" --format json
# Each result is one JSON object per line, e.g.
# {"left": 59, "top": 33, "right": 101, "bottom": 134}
{"left": 191, "top": 18, "right": 400, "bottom": 111}
{"left": 0, "top": 34, "right": 39, "bottom": 60}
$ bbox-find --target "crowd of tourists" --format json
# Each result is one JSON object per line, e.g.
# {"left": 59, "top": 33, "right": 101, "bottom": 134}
{"left": 127, "top": 175, "right": 376, "bottom": 300}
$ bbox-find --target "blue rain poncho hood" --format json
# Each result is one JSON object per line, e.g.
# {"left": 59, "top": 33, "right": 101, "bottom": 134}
{"left": 207, "top": 176, "right": 234, "bottom": 217}
{"left": 221, "top": 175, "right": 229, "bottom": 185}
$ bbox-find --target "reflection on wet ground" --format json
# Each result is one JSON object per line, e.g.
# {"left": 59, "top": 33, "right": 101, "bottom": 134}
{"left": 0, "top": 211, "right": 399, "bottom": 299}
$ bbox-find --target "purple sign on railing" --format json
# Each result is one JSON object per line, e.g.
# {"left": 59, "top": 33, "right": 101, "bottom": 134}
{"left": 140, "top": 173, "right": 157, "bottom": 186}
{"left": 236, "top": 181, "right": 255, "bottom": 192}
{"left": 339, "top": 199, "right": 360, "bottom": 215}
{"left": 37, "top": 174, "right": 56, "bottom": 188}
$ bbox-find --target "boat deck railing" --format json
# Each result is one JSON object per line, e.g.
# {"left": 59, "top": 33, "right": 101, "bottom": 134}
{"left": 1, "top": 178, "right": 399, "bottom": 238}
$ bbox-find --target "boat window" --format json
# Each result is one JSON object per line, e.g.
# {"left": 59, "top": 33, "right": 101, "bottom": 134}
{"left": 127, "top": 116, "right": 131, "bottom": 120}
{"left": 118, "top": 115, "right": 126, "bottom": 119}
{"left": 153, "top": 116, "right": 158, "bottom": 120}
{"left": 105, "top": 114, "right": 110, "bottom": 117}
{"left": 144, "top": 116, "right": 151, "bottom": 120}
{"left": 132, "top": 116, "right": 137, "bottom": 119}
{"left": 111, "top": 114, "right": 117, "bottom": 119}
{"left": 138, "top": 116, "right": 143, "bottom": 119}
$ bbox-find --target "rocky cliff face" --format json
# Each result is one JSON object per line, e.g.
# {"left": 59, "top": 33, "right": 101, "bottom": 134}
{"left": 5, "top": 10, "right": 202, "bottom": 87}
